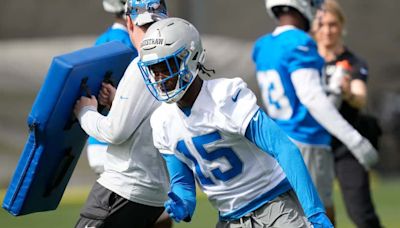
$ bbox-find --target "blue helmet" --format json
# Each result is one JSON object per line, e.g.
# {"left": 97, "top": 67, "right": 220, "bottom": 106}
{"left": 126, "top": 0, "right": 168, "bottom": 25}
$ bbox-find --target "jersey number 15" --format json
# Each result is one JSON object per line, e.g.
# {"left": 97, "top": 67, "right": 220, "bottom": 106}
{"left": 176, "top": 131, "right": 243, "bottom": 186}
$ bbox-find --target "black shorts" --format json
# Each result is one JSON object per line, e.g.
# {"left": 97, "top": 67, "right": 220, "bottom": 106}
{"left": 75, "top": 182, "right": 165, "bottom": 228}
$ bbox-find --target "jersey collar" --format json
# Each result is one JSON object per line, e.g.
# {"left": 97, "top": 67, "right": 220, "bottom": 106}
{"left": 272, "top": 25, "right": 296, "bottom": 36}
{"left": 111, "top": 22, "right": 128, "bottom": 32}
{"left": 176, "top": 80, "right": 207, "bottom": 118}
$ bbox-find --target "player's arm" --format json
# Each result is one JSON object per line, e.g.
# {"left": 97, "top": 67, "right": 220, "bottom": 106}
{"left": 289, "top": 40, "right": 378, "bottom": 170}
{"left": 244, "top": 109, "right": 326, "bottom": 220}
{"left": 162, "top": 154, "right": 196, "bottom": 223}
{"left": 291, "top": 68, "right": 378, "bottom": 170}
{"left": 218, "top": 79, "right": 328, "bottom": 223}
{"left": 76, "top": 60, "right": 157, "bottom": 144}
{"left": 150, "top": 111, "right": 196, "bottom": 223}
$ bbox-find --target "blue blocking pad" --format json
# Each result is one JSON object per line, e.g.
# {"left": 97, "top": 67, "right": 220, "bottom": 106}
{"left": 2, "top": 41, "right": 135, "bottom": 216}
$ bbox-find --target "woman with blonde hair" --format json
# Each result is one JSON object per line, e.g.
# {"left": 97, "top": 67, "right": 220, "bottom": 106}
{"left": 313, "top": 0, "right": 382, "bottom": 227}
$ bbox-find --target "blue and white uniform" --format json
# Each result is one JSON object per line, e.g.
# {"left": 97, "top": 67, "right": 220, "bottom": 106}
{"left": 151, "top": 78, "right": 324, "bottom": 221}
{"left": 253, "top": 26, "right": 378, "bottom": 210}
{"left": 87, "top": 22, "right": 139, "bottom": 174}
{"left": 253, "top": 26, "right": 329, "bottom": 146}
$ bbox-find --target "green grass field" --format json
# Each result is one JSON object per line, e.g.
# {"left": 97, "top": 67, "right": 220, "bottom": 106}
{"left": 1, "top": 177, "right": 399, "bottom": 228}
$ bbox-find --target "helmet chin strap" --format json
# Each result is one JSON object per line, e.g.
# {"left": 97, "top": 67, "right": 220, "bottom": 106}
{"left": 196, "top": 50, "right": 214, "bottom": 77}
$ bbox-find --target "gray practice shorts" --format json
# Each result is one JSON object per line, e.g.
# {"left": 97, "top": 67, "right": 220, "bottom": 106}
{"left": 216, "top": 190, "right": 311, "bottom": 228}
{"left": 294, "top": 141, "right": 334, "bottom": 208}
{"left": 75, "top": 182, "right": 164, "bottom": 228}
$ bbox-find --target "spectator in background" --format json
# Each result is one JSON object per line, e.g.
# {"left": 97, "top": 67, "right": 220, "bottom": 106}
{"left": 313, "top": 1, "right": 383, "bottom": 227}
{"left": 253, "top": 0, "right": 379, "bottom": 224}
{"left": 74, "top": 1, "right": 172, "bottom": 227}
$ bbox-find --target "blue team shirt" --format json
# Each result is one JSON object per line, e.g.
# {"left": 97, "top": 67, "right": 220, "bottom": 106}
{"left": 253, "top": 27, "right": 330, "bottom": 145}
{"left": 88, "top": 24, "right": 138, "bottom": 146}
{"left": 95, "top": 26, "right": 137, "bottom": 54}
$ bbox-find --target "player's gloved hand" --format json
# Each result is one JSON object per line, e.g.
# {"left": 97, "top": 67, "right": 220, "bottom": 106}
{"left": 164, "top": 192, "right": 190, "bottom": 223}
{"left": 348, "top": 137, "right": 379, "bottom": 171}
{"left": 308, "top": 212, "right": 333, "bottom": 228}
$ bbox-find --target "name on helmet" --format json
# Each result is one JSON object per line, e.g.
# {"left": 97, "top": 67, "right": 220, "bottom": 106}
{"left": 141, "top": 38, "right": 165, "bottom": 47}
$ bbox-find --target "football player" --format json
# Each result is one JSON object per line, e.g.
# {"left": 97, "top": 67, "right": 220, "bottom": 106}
{"left": 252, "top": 0, "right": 378, "bottom": 223}
{"left": 73, "top": 1, "right": 172, "bottom": 227}
{"left": 138, "top": 17, "right": 333, "bottom": 227}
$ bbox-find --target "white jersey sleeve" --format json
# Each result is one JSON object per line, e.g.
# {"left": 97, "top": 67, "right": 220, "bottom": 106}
{"left": 291, "top": 68, "right": 368, "bottom": 148}
{"left": 78, "top": 57, "right": 159, "bottom": 144}
{"left": 291, "top": 69, "right": 378, "bottom": 169}
{"left": 150, "top": 104, "right": 175, "bottom": 155}
{"left": 207, "top": 77, "right": 259, "bottom": 136}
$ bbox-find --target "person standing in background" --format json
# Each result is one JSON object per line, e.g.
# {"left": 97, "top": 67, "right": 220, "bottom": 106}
{"left": 313, "top": 1, "right": 382, "bottom": 227}
{"left": 253, "top": 0, "right": 379, "bottom": 224}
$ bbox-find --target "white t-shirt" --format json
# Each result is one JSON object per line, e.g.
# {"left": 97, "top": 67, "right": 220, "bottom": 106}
{"left": 151, "top": 78, "right": 286, "bottom": 216}
{"left": 78, "top": 57, "right": 169, "bottom": 207}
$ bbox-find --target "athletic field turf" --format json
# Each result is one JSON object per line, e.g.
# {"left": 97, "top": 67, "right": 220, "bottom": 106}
{"left": 1, "top": 177, "right": 399, "bottom": 228}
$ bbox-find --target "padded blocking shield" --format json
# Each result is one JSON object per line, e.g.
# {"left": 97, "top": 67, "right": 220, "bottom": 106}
{"left": 2, "top": 41, "right": 135, "bottom": 216}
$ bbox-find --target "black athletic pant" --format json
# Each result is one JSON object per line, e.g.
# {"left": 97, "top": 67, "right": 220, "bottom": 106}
{"left": 75, "top": 182, "right": 165, "bottom": 228}
{"left": 334, "top": 144, "right": 382, "bottom": 228}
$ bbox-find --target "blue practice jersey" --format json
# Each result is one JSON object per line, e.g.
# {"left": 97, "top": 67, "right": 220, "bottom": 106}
{"left": 253, "top": 27, "right": 330, "bottom": 145}
{"left": 95, "top": 23, "right": 137, "bottom": 55}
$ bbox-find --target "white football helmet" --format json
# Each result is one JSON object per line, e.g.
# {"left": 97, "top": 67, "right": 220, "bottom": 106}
{"left": 138, "top": 18, "right": 206, "bottom": 103}
{"left": 102, "top": 0, "right": 126, "bottom": 13}
{"left": 266, "top": 0, "right": 324, "bottom": 28}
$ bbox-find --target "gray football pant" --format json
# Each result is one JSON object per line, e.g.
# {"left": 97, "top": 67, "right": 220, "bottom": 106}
{"left": 295, "top": 142, "right": 334, "bottom": 208}
{"left": 216, "top": 190, "right": 311, "bottom": 228}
